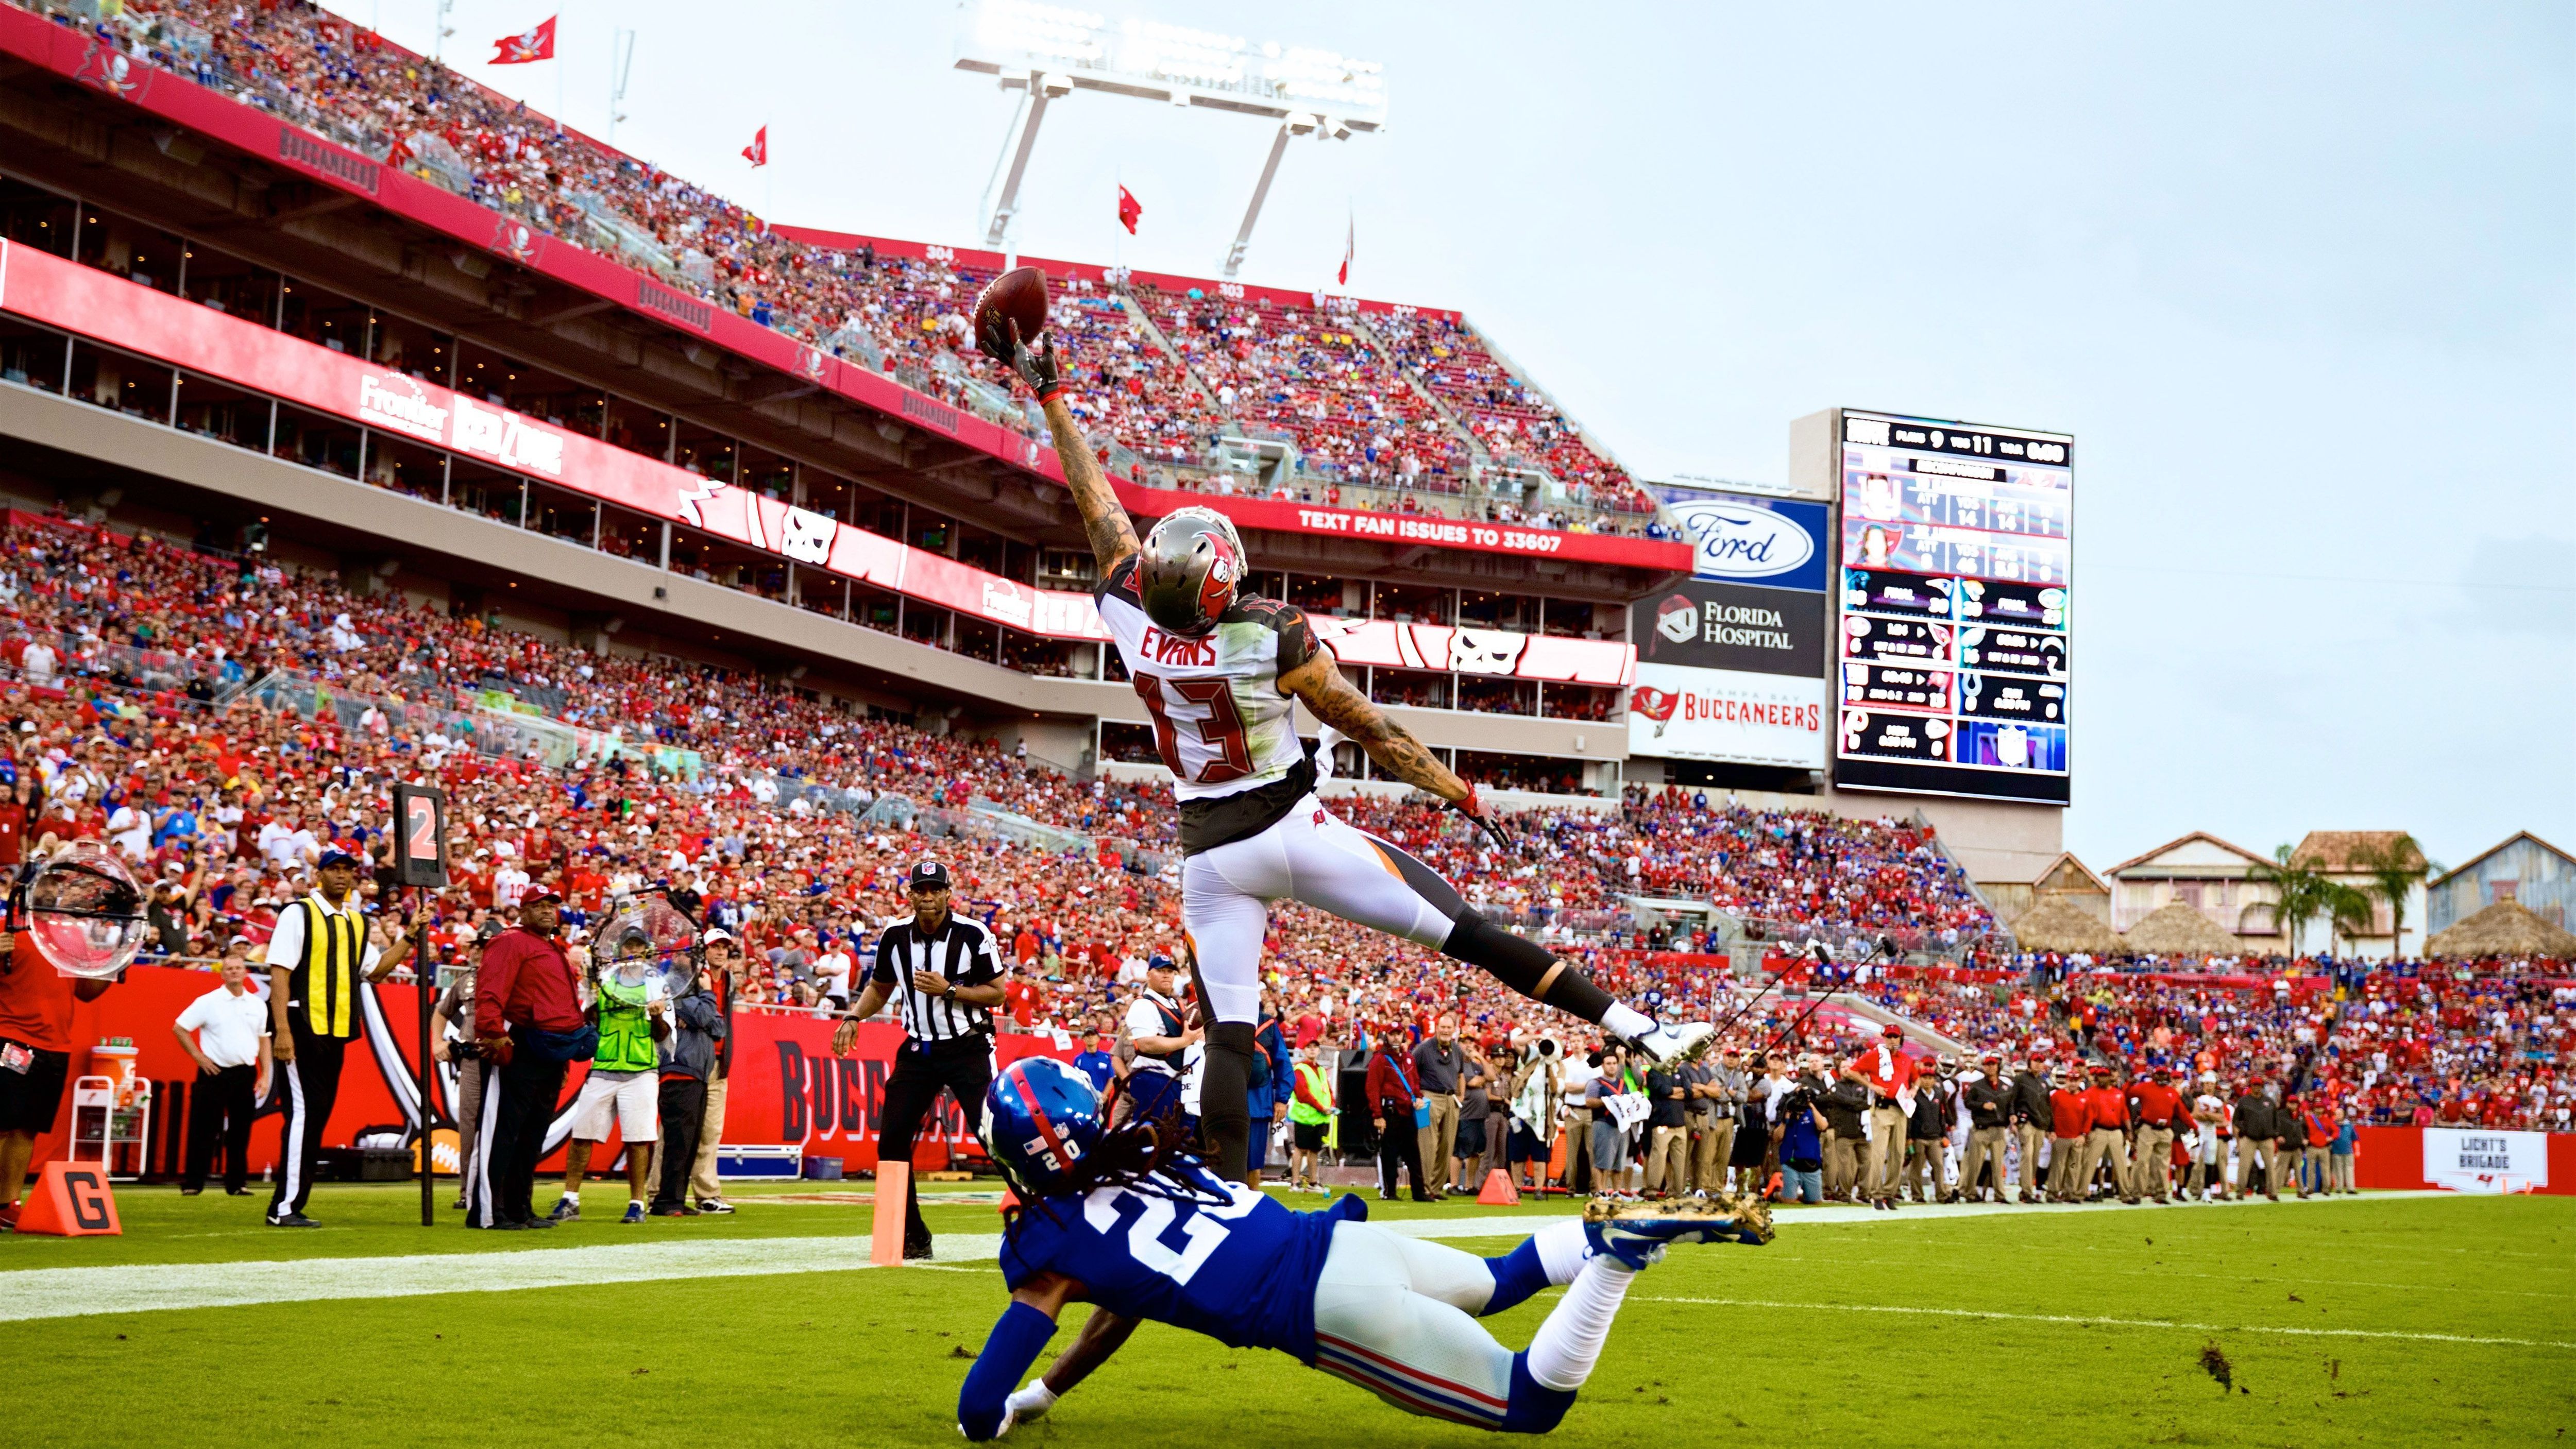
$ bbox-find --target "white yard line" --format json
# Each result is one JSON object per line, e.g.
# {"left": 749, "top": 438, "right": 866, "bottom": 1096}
{"left": 1628, "top": 1295, "right": 2576, "bottom": 1351}
{"left": 0, "top": 1188, "right": 2483, "bottom": 1325}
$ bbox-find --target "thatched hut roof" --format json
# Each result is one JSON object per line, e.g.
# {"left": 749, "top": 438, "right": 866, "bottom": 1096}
{"left": 2425, "top": 901, "right": 2576, "bottom": 960}
{"left": 2122, "top": 902, "right": 2242, "bottom": 957}
{"left": 2009, "top": 896, "right": 2126, "bottom": 954}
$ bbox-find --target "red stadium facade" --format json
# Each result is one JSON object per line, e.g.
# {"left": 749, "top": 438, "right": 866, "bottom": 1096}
{"left": 0, "top": 0, "right": 1684, "bottom": 797}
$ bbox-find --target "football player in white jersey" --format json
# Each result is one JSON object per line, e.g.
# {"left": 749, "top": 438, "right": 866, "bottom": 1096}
{"left": 988, "top": 317, "right": 1713, "bottom": 1184}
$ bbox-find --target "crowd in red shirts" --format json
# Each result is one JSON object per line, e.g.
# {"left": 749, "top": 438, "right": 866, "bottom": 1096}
{"left": 1838, "top": 965, "right": 2575, "bottom": 1134}
{"left": 46, "top": 0, "right": 1664, "bottom": 536}
{"left": 4, "top": 513, "right": 2564, "bottom": 1136}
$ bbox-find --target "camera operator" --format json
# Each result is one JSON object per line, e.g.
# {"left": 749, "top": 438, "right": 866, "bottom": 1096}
{"left": 651, "top": 945, "right": 726, "bottom": 1216}
{"left": 1771, "top": 1070, "right": 1825, "bottom": 1205}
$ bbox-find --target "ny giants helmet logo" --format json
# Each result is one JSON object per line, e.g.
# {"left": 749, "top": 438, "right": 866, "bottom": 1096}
{"left": 1197, "top": 533, "right": 1242, "bottom": 622}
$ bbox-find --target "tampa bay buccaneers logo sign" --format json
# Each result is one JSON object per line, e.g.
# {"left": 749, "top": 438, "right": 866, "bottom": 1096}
{"left": 74, "top": 42, "right": 150, "bottom": 99}
{"left": 1630, "top": 684, "right": 1680, "bottom": 738}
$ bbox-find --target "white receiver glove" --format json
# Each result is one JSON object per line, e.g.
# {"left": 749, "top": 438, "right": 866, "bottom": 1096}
{"left": 1314, "top": 724, "right": 1350, "bottom": 781}
{"left": 1006, "top": 1380, "right": 1060, "bottom": 1423}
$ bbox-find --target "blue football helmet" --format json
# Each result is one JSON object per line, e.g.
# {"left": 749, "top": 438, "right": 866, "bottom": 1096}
{"left": 981, "top": 1056, "right": 1108, "bottom": 1200}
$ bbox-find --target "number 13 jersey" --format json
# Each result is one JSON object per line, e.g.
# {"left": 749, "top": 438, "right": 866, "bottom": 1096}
{"left": 1096, "top": 554, "right": 1327, "bottom": 853}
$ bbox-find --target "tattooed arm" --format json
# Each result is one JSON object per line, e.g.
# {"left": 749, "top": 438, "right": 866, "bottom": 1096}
{"left": 1278, "top": 652, "right": 1468, "bottom": 805}
{"left": 989, "top": 319, "right": 1139, "bottom": 574}
{"left": 1043, "top": 393, "right": 1140, "bottom": 574}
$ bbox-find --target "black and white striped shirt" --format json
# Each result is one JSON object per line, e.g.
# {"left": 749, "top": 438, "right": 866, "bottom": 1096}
{"left": 871, "top": 913, "right": 1002, "bottom": 1043}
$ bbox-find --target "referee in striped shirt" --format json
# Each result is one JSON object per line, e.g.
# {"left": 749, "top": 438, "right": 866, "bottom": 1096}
{"left": 831, "top": 859, "right": 1005, "bottom": 1259}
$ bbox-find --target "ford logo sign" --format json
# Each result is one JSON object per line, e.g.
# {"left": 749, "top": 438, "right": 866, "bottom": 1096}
{"left": 1671, "top": 501, "right": 1815, "bottom": 580}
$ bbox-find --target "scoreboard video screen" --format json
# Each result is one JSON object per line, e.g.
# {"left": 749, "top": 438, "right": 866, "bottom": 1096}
{"left": 1832, "top": 410, "right": 2073, "bottom": 805}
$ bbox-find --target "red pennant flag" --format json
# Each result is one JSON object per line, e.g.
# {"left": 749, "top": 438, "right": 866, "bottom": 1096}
{"left": 1116, "top": 184, "right": 1142, "bottom": 235}
{"left": 489, "top": 15, "right": 555, "bottom": 64}
{"left": 742, "top": 125, "right": 769, "bottom": 168}
{"left": 1337, "top": 213, "right": 1354, "bottom": 286}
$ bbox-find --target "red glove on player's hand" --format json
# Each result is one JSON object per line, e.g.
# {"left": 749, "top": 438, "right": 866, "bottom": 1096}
{"left": 1454, "top": 783, "right": 1514, "bottom": 853}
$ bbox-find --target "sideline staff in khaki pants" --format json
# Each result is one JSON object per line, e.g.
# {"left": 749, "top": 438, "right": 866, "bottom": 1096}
{"left": 688, "top": 934, "right": 746, "bottom": 1211}
{"left": 2009, "top": 1055, "right": 2055, "bottom": 1203}
{"left": 1958, "top": 1052, "right": 2012, "bottom": 1202}
{"left": 1851, "top": 1025, "right": 1917, "bottom": 1209}
{"left": 2076, "top": 1063, "right": 2138, "bottom": 1204}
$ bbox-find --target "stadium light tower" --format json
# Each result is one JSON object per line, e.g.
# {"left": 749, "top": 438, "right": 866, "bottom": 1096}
{"left": 955, "top": 0, "right": 1386, "bottom": 276}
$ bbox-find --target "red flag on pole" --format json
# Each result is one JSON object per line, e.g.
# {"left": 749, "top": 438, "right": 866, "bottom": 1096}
{"left": 742, "top": 126, "right": 769, "bottom": 167}
{"left": 489, "top": 16, "right": 555, "bottom": 64}
{"left": 1337, "top": 213, "right": 1354, "bottom": 286}
{"left": 1116, "top": 184, "right": 1143, "bottom": 235}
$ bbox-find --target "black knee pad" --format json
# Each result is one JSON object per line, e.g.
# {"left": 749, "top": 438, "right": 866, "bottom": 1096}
{"left": 1440, "top": 912, "right": 1614, "bottom": 1024}
{"left": 1198, "top": 1021, "right": 1258, "bottom": 1184}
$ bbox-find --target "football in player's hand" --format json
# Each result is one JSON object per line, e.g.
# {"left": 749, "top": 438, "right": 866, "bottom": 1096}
{"left": 974, "top": 266, "right": 1048, "bottom": 362}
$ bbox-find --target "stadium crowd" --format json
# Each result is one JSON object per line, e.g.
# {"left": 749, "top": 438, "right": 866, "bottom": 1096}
{"left": 0, "top": 515, "right": 2562, "bottom": 1225}
{"left": 23, "top": 0, "right": 1664, "bottom": 534}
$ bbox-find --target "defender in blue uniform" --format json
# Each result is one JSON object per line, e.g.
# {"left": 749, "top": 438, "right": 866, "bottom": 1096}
{"left": 958, "top": 1058, "right": 1771, "bottom": 1439}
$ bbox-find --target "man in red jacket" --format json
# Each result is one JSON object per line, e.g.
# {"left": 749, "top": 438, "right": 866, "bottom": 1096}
{"left": 1849, "top": 1024, "right": 1916, "bottom": 1211}
{"left": 2077, "top": 1062, "right": 2139, "bottom": 1205}
{"left": 469, "top": 888, "right": 583, "bottom": 1229}
{"left": 2126, "top": 1062, "right": 2184, "bottom": 1204}
{"left": 2046, "top": 1066, "right": 2092, "bottom": 1203}
{"left": 1366, "top": 1027, "right": 1435, "bottom": 1202}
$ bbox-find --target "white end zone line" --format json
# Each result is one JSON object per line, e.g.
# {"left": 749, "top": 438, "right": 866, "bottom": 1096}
{"left": 0, "top": 1188, "right": 2489, "bottom": 1325}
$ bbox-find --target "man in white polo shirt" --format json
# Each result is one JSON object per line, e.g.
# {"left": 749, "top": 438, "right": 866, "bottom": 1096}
{"left": 172, "top": 954, "right": 273, "bottom": 1196}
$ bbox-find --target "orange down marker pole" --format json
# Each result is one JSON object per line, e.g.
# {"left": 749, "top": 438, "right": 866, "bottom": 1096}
{"left": 870, "top": 1160, "right": 909, "bottom": 1266}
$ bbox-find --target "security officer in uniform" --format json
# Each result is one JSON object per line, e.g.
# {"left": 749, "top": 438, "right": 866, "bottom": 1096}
{"left": 831, "top": 860, "right": 1005, "bottom": 1260}
{"left": 264, "top": 849, "right": 420, "bottom": 1227}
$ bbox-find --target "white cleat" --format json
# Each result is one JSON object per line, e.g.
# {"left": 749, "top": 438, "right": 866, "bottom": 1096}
{"left": 1624, "top": 1019, "right": 1715, "bottom": 1066}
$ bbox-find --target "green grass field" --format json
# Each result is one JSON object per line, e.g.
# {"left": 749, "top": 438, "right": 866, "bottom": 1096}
{"left": 1, "top": 1184, "right": 2567, "bottom": 1446}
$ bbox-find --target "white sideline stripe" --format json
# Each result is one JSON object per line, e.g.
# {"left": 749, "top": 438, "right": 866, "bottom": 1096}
{"left": 0, "top": 1235, "right": 1001, "bottom": 1323}
{"left": 0, "top": 1220, "right": 1552, "bottom": 1324}
{"left": 1630, "top": 1295, "right": 2576, "bottom": 1351}
{"left": 0, "top": 1188, "right": 2476, "bottom": 1324}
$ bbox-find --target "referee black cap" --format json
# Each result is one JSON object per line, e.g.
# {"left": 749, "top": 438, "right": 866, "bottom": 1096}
{"left": 907, "top": 859, "right": 951, "bottom": 892}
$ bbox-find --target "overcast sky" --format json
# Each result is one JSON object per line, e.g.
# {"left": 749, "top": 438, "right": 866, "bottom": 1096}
{"left": 357, "top": 0, "right": 2574, "bottom": 875}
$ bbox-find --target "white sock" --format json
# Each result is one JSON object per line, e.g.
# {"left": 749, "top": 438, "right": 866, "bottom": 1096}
{"left": 1525, "top": 1258, "right": 1637, "bottom": 1391}
{"left": 1602, "top": 1003, "right": 1655, "bottom": 1041}
{"left": 1534, "top": 1220, "right": 1591, "bottom": 1285}
{"left": 562, "top": 1190, "right": 580, "bottom": 1202}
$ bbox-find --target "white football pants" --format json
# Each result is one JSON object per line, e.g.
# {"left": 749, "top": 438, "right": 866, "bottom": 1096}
{"left": 1181, "top": 793, "right": 1465, "bottom": 1024}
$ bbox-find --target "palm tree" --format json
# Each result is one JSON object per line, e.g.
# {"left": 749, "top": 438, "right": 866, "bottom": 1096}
{"left": 2250, "top": 845, "right": 2329, "bottom": 960}
{"left": 2324, "top": 882, "right": 2376, "bottom": 957}
{"left": 2359, "top": 834, "right": 2431, "bottom": 958}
